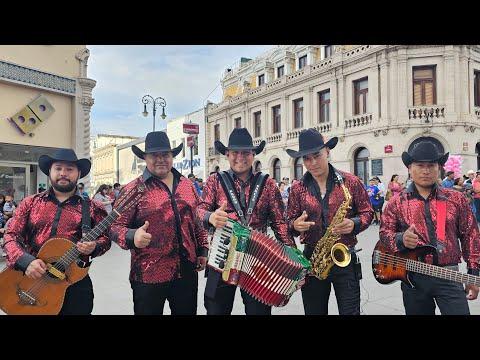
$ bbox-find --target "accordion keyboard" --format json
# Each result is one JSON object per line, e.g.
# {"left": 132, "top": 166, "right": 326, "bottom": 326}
{"left": 207, "top": 220, "right": 234, "bottom": 272}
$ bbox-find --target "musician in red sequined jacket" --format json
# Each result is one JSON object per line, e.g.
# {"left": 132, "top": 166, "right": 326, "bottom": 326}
{"left": 285, "top": 128, "right": 374, "bottom": 315}
{"left": 3, "top": 148, "right": 110, "bottom": 315}
{"left": 197, "top": 128, "right": 294, "bottom": 315}
{"left": 379, "top": 138, "right": 480, "bottom": 315}
{"left": 109, "top": 131, "right": 208, "bottom": 315}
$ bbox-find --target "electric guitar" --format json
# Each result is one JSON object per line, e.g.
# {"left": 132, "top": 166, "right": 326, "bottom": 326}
{"left": 0, "top": 185, "right": 144, "bottom": 315}
{"left": 372, "top": 240, "right": 480, "bottom": 288}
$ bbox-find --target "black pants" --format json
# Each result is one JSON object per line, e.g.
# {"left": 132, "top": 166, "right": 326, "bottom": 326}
{"left": 401, "top": 270, "right": 470, "bottom": 315}
{"left": 301, "top": 261, "right": 361, "bottom": 315}
{"left": 204, "top": 283, "right": 271, "bottom": 315}
{"left": 58, "top": 275, "right": 94, "bottom": 315}
{"left": 131, "top": 270, "right": 198, "bottom": 315}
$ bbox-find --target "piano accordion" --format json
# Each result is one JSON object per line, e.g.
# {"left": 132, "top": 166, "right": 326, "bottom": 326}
{"left": 207, "top": 219, "right": 311, "bottom": 307}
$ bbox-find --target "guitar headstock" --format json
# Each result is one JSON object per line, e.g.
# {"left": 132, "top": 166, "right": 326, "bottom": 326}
{"left": 114, "top": 183, "right": 146, "bottom": 213}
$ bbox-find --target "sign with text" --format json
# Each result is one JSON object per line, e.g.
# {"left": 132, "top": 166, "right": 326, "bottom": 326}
{"left": 183, "top": 123, "right": 199, "bottom": 134}
{"left": 384, "top": 145, "right": 393, "bottom": 153}
{"left": 187, "top": 136, "right": 195, "bottom": 147}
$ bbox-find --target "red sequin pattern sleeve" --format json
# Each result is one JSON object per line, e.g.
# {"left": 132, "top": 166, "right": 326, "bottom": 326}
{"left": 379, "top": 195, "right": 404, "bottom": 252}
{"left": 286, "top": 181, "right": 303, "bottom": 239}
{"left": 457, "top": 194, "right": 480, "bottom": 269}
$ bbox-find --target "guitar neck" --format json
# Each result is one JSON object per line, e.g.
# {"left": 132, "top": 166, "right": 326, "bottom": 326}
{"left": 406, "top": 259, "right": 480, "bottom": 287}
{"left": 65, "top": 209, "right": 121, "bottom": 260}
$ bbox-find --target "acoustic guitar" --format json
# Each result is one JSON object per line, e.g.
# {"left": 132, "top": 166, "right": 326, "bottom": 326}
{"left": 0, "top": 185, "right": 144, "bottom": 315}
{"left": 372, "top": 240, "right": 480, "bottom": 288}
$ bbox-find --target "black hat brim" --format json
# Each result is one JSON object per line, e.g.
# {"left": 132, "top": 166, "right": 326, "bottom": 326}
{"left": 38, "top": 155, "right": 91, "bottom": 178}
{"left": 286, "top": 136, "right": 338, "bottom": 158}
{"left": 401, "top": 152, "right": 450, "bottom": 167}
{"left": 132, "top": 143, "right": 184, "bottom": 160}
{"left": 214, "top": 140, "right": 266, "bottom": 155}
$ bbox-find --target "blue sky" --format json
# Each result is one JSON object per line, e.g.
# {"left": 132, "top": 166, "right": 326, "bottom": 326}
{"left": 88, "top": 45, "right": 275, "bottom": 137}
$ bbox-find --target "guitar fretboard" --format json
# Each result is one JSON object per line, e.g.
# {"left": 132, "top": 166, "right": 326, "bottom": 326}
{"left": 405, "top": 258, "right": 480, "bottom": 286}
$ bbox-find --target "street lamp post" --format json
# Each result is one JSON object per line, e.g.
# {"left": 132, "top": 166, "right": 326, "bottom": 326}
{"left": 141, "top": 95, "right": 167, "bottom": 132}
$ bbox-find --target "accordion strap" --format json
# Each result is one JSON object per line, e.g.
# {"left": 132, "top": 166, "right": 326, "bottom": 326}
{"left": 217, "top": 171, "right": 268, "bottom": 226}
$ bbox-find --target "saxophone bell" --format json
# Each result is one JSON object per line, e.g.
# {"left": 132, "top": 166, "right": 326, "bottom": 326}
{"left": 331, "top": 242, "right": 351, "bottom": 268}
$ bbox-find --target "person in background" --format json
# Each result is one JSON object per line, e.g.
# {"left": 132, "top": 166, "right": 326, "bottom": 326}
{"left": 387, "top": 174, "right": 403, "bottom": 201}
{"left": 113, "top": 183, "right": 122, "bottom": 199}
{"left": 188, "top": 173, "right": 202, "bottom": 196}
{"left": 473, "top": 171, "right": 480, "bottom": 223}
{"left": 77, "top": 182, "right": 89, "bottom": 200}
{"left": 373, "top": 176, "right": 386, "bottom": 216}
{"left": 367, "top": 178, "right": 381, "bottom": 225}
{"left": 465, "top": 170, "right": 475, "bottom": 185}
{"left": 94, "top": 184, "right": 114, "bottom": 214}
{"left": 279, "top": 181, "right": 289, "bottom": 208}
{"left": 3, "top": 195, "right": 16, "bottom": 222}
{"left": 197, "top": 178, "right": 204, "bottom": 193}
{"left": 442, "top": 171, "right": 455, "bottom": 188}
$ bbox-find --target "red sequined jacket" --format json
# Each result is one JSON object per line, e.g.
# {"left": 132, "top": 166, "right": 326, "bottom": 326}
{"left": 286, "top": 166, "right": 374, "bottom": 252}
{"left": 3, "top": 188, "right": 110, "bottom": 272}
{"left": 197, "top": 169, "right": 295, "bottom": 247}
{"left": 380, "top": 182, "right": 480, "bottom": 273}
{"left": 109, "top": 168, "right": 209, "bottom": 284}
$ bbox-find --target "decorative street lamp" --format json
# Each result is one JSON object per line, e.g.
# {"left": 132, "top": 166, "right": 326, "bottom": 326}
{"left": 141, "top": 95, "right": 167, "bottom": 132}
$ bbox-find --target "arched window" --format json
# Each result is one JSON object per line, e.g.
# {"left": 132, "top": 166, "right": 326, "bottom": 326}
{"left": 254, "top": 161, "right": 262, "bottom": 173}
{"left": 273, "top": 159, "right": 281, "bottom": 183}
{"left": 294, "top": 157, "right": 304, "bottom": 180}
{"left": 354, "top": 147, "right": 370, "bottom": 185}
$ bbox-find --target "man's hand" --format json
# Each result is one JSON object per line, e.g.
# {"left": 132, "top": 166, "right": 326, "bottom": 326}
{"left": 466, "top": 284, "right": 479, "bottom": 300}
{"left": 293, "top": 211, "right": 315, "bottom": 233}
{"left": 209, "top": 201, "right": 228, "bottom": 229}
{"left": 134, "top": 221, "right": 152, "bottom": 248}
{"left": 196, "top": 256, "right": 207, "bottom": 272}
{"left": 25, "top": 259, "right": 47, "bottom": 279}
{"left": 332, "top": 218, "right": 355, "bottom": 235}
{"left": 403, "top": 224, "right": 419, "bottom": 249}
{"left": 77, "top": 241, "right": 97, "bottom": 255}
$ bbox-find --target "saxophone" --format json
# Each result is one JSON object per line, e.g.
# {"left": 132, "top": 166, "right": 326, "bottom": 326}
{"left": 309, "top": 173, "right": 353, "bottom": 280}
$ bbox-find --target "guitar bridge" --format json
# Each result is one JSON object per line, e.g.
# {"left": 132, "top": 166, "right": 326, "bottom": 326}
{"left": 17, "top": 289, "right": 37, "bottom": 306}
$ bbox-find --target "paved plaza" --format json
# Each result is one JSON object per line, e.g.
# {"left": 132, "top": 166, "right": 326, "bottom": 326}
{"left": 1, "top": 224, "right": 480, "bottom": 315}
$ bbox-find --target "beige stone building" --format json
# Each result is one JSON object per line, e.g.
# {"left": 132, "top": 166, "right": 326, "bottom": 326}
{"left": 0, "top": 45, "right": 96, "bottom": 201}
{"left": 91, "top": 134, "right": 138, "bottom": 190}
{"left": 206, "top": 45, "right": 480, "bottom": 186}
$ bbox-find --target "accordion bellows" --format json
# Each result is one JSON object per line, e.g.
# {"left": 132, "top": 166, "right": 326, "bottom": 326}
{"left": 208, "top": 219, "right": 311, "bottom": 307}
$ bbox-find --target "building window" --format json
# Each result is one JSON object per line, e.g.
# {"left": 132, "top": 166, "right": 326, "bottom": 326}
{"left": 324, "top": 45, "right": 333, "bottom": 58}
{"left": 413, "top": 66, "right": 436, "bottom": 106}
{"left": 214, "top": 124, "right": 220, "bottom": 141}
{"left": 258, "top": 74, "right": 265, "bottom": 86}
{"left": 234, "top": 117, "right": 241, "bottom": 128}
{"left": 272, "top": 105, "right": 281, "bottom": 133}
{"left": 181, "top": 138, "right": 186, "bottom": 158}
{"left": 294, "top": 157, "right": 304, "bottom": 180}
{"left": 353, "top": 77, "right": 368, "bottom": 115}
{"left": 273, "top": 159, "right": 281, "bottom": 183}
{"left": 354, "top": 147, "right": 370, "bottom": 185}
{"left": 254, "top": 111, "right": 261, "bottom": 138}
{"left": 299, "top": 55, "right": 307, "bottom": 69}
{"left": 277, "top": 65, "right": 284, "bottom": 78}
{"left": 318, "top": 90, "right": 330, "bottom": 123}
{"left": 475, "top": 71, "right": 480, "bottom": 107}
{"left": 193, "top": 137, "right": 198, "bottom": 156}
{"left": 293, "top": 98, "right": 304, "bottom": 128}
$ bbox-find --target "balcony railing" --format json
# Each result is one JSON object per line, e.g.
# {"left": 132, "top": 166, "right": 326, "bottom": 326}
{"left": 314, "top": 123, "right": 332, "bottom": 133}
{"left": 253, "top": 138, "right": 263, "bottom": 146}
{"left": 408, "top": 106, "right": 445, "bottom": 120}
{"left": 344, "top": 113, "right": 372, "bottom": 128}
{"left": 267, "top": 134, "right": 282, "bottom": 143}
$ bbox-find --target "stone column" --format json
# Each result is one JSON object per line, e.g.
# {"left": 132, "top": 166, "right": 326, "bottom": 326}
{"left": 304, "top": 85, "right": 314, "bottom": 128}
{"left": 379, "top": 53, "right": 390, "bottom": 125}
{"left": 444, "top": 45, "right": 456, "bottom": 122}
{"left": 284, "top": 51, "right": 295, "bottom": 75}
{"left": 397, "top": 49, "right": 408, "bottom": 124}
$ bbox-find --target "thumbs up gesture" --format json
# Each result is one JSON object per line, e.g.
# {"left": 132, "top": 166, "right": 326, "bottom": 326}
{"left": 402, "top": 224, "right": 419, "bottom": 249}
{"left": 134, "top": 221, "right": 152, "bottom": 248}
{"left": 293, "top": 211, "right": 316, "bottom": 233}
{"left": 209, "top": 201, "right": 229, "bottom": 229}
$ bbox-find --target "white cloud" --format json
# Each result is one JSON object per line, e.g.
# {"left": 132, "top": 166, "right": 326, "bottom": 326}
{"left": 88, "top": 45, "right": 275, "bottom": 137}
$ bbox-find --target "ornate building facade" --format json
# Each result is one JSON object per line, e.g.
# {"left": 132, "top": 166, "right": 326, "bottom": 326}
{"left": 205, "top": 45, "right": 480, "bottom": 185}
{"left": 0, "top": 46, "right": 96, "bottom": 201}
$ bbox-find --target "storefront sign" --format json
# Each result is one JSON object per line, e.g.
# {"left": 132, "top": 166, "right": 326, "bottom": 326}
{"left": 384, "top": 145, "right": 393, "bottom": 153}
{"left": 9, "top": 95, "right": 55, "bottom": 136}
{"left": 183, "top": 123, "right": 199, "bottom": 134}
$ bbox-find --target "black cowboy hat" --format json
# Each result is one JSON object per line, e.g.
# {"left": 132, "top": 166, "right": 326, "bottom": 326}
{"left": 286, "top": 128, "right": 338, "bottom": 158}
{"left": 214, "top": 128, "right": 265, "bottom": 155}
{"left": 132, "top": 131, "right": 183, "bottom": 160}
{"left": 401, "top": 139, "right": 449, "bottom": 167}
{"left": 38, "top": 148, "right": 91, "bottom": 178}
